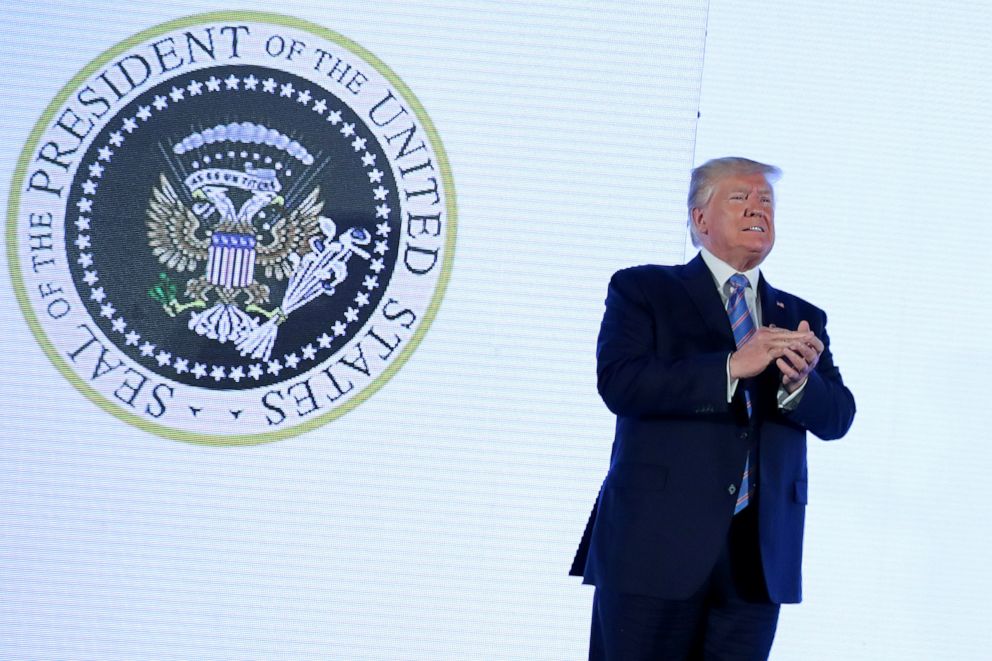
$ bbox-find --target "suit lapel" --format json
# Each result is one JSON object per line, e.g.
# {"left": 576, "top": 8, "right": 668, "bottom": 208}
{"left": 756, "top": 273, "right": 797, "bottom": 408}
{"left": 681, "top": 255, "right": 795, "bottom": 336}
{"left": 758, "top": 274, "right": 789, "bottom": 330}
{"left": 679, "top": 254, "right": 735, "bottom": 343}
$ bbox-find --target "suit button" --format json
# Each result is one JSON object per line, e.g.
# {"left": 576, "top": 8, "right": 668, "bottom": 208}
{"left": 739, "top": 431, "right": 749, "bottom": 439}
{"left": 728, "top": 484, "right": 737, "bottom": 495}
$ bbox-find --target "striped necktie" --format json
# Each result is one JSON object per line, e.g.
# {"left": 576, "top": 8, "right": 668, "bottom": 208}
{"left": 727, "top": 273, "right": 756, "bottom": 514}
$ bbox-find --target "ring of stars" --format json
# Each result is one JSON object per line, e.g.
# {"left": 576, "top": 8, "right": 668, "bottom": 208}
{"left": 70, "top": 70, "right": 397, "bottom": 385}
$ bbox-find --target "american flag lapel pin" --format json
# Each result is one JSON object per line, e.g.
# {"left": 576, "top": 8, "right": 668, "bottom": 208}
{"left": 776, "top": 301, "right": 785, "bottom": 309}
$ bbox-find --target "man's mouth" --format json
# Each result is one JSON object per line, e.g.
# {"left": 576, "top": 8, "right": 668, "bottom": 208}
{"left": 743, "top": 226, "right": 765, "bottom": 233}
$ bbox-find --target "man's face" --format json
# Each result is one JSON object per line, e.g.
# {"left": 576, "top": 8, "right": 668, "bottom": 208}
{"left": 692, "top": 171, "right": 775, "bottom": 270}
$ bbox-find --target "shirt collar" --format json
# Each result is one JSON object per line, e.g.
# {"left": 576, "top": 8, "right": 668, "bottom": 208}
{"left": 698, "top": 247, "right": 760, "bottom": 292}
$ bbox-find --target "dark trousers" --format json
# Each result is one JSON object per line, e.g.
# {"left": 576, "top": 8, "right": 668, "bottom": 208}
{"left": 589, "top": 503, "right": 780, "bottom": 660}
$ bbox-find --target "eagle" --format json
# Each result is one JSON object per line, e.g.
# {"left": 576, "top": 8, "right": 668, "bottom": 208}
{"left": 145, "top": 173, "right": 324, "bottom": 342}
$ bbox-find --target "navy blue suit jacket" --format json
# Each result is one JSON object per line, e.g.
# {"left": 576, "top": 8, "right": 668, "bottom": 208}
{"left": 570, "top": 255, "right": 855, "bottom": 604}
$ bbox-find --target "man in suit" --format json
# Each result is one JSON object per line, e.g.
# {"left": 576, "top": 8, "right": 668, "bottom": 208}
{"left": 570, "top": 157, "right": 856, "bottom": 660}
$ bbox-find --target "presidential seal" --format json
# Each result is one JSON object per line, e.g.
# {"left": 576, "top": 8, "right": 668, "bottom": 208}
{"left": 8, "top": 12, "right": 456, "bottom": 444}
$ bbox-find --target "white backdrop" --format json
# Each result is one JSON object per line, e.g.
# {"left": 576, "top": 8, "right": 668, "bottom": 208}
{"left": 2, "top": 1, "right": 990, "bottom": 659}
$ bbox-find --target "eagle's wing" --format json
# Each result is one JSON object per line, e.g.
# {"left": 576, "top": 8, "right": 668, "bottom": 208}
{"left": 256, "top": 187, "right": 324, "bottom": 281}
{"left": 146, "top": 175, "right": 210, "bottom": 272}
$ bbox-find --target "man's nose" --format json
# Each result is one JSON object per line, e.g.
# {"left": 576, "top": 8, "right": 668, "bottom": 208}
{"left": 745, "top": 205, "right": 766, "bottom": 218}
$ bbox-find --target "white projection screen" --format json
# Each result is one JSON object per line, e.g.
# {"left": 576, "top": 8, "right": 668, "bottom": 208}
{"left": 2, "top": 1, "right": 990, "bottom": 659}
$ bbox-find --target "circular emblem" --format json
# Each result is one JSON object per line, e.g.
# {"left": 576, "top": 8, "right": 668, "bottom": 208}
{"left": 8, "top": 12, "right": 456, "bottom": 444}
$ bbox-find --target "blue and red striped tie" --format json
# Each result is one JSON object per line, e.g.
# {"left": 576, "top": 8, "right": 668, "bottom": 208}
{"left": 728, "top": 273, "right": 756, "bottom": 514}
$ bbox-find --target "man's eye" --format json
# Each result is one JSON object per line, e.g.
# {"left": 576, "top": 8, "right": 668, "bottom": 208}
{"left": 730, "top": 195, "right": 744, "bottom": 200}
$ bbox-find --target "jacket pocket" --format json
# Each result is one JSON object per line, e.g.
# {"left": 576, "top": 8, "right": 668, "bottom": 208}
{"left": 794, "top": 480, "right": 808, "bottom": 504}
{"left": 608, "top": 463, "right": 669, "bottom": 492}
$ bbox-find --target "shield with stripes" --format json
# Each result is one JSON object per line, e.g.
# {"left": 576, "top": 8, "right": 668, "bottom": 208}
{"left": 206, "top": 232, "right": 257, "bottom": 288}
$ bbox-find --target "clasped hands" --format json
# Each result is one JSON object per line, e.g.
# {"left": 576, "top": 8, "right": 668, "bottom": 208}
{"left": 728, "top": 321, "right": 823, "bottom": 393}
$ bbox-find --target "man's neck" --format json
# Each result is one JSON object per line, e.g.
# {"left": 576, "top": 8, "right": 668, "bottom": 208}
{"left": 699, "top": 248, "right": 760, "bottom": 289}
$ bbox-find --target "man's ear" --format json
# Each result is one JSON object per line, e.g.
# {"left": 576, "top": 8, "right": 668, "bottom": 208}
{"left": 690, "top": 207, "right": 705, "bottom": 235}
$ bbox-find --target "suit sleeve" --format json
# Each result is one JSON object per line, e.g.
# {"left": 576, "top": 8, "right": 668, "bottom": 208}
{"left": 783, "top": 310, "right": 856, "bottom": 440}
{"left": 596, "top": 269, "right": 730, "bottom": 418}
